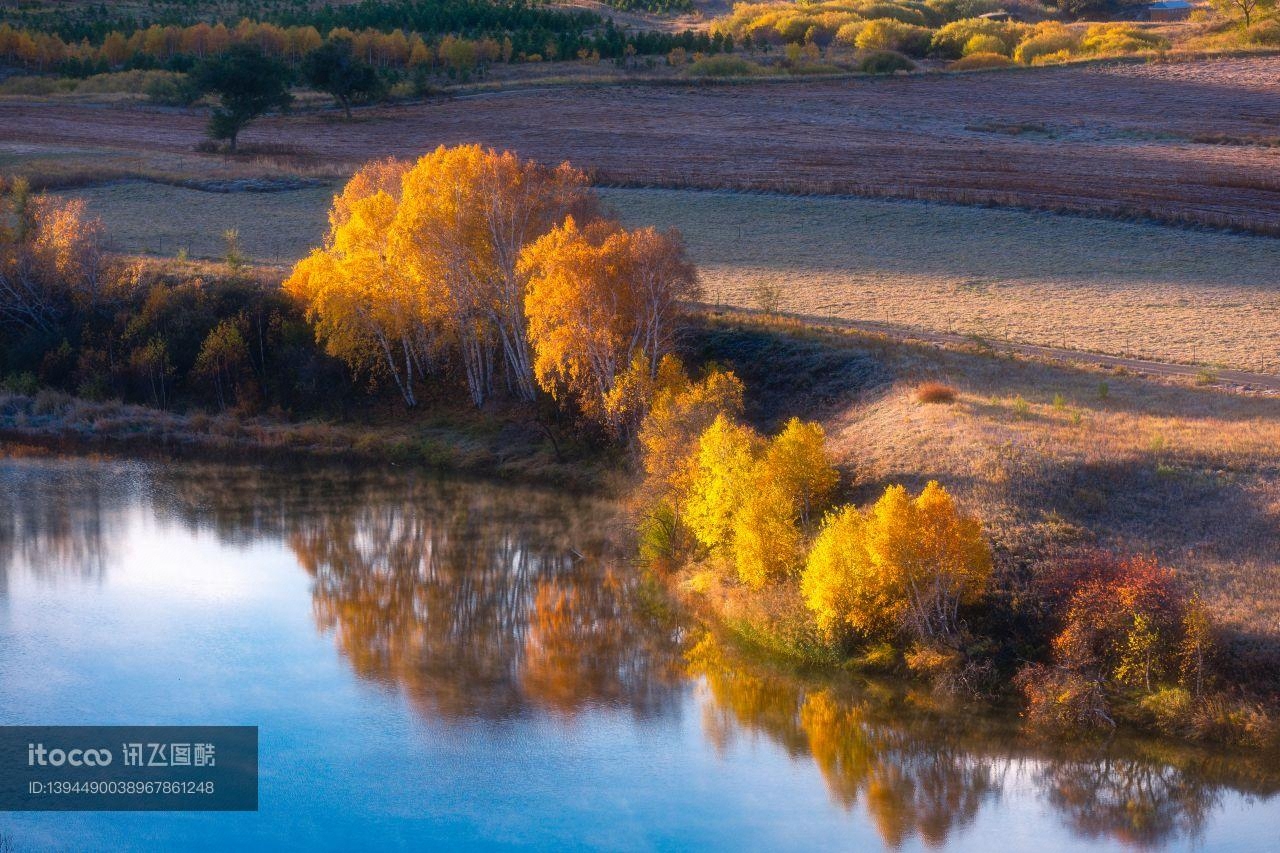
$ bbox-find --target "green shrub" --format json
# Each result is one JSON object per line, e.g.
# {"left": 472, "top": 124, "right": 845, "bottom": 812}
{"left": 142, "top": 72, "right": 198, "bottom": 106}
{"left": 1246, "top": 18, "right": 1280, "bottom": 45}
{"left": 950, "top": 51, "right": 1014, "bottom": 69}
{"left": 1, "top": 372, "right": 39, "bottom": 395}
{"left": 855, "top": 640, "right": 900, "bottom": 671}
{"left": 1139, "top": 687, "right": 1193, "bottom": 736}
{"left": 0, "top": 76, "right": 76, "bottom": 96}
{"left": 686, "top": 55, "right": 765, "bottom": 77}
{"left": 639, "top": 502, "right": 683, "bottom": 568}
{"left": 858, "top": 49, "right": 917, "bottom": 72}
{"left": 856, "top": 19, "right": 934, "bottom": 56}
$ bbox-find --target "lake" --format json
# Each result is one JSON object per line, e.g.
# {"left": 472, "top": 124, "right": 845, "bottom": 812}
{"left": 0, "top": 457, "right": 1276, "bottom": 851}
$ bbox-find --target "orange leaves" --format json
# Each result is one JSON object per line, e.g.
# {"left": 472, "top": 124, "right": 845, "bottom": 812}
{"left": 287, "top": 146, "right": 696, "bottom": 421}
{"left": 0, "top": 182, "right": 107, "bottom": 333}
{"left": 521, "top": 215, "right": 698, "bottom": 431}
{"left": 1040, "top": 552, "right": 1190, "bottom": 683}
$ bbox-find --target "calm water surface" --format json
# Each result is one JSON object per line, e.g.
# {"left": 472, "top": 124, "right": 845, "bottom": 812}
{"left": 0, "top": 458, "right": 1276, "bottom": 852}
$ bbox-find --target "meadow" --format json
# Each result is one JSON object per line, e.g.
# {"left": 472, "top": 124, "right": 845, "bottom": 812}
{"left": 56, "top": 181, "right": 1280, "bottom": 372}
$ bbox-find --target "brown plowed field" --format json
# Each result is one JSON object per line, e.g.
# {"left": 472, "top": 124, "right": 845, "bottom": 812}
{"left": 4, "top": 57, "right": 1280, "bottom": 231}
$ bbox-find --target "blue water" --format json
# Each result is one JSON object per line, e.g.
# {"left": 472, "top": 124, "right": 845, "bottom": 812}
{"left": 0, "top": 458, "right": 1276, "bottom": 851}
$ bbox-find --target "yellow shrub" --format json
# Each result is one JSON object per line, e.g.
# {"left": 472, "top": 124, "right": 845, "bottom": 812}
{"left": 1080, "top": 23, "right": 1168, "bottom": 55}
{"left": 684, "top": 414, "right": 764, "bottom": 553}
{"left": 855, "top": 18, "right": 934, "bottom": 56}
{"left": 801, "top": 481, "right": 992, "bottom": 643}
{"left": 963, "top": 34, "right": 1007, "bottom": 55}
{"left": 950, "top": 51, "right": 1014, "bottom": 69}
{"left": 1013, "top": 22, "right": 1080, "bottom": 64}
{"left": 931, "top": 17, "right": 1026, "bottom": 58}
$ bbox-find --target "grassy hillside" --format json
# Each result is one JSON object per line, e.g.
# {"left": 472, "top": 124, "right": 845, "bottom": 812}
{"left": 690, "top": 312, "right": 1280, "bottom": 687}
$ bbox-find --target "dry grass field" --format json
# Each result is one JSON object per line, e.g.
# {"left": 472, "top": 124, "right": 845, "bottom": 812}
{"left": 56, "top": 182, "right": 1280, "bottom": 372}
{"left": 7, "top": 57, "right": 1280, "bottom": 231}
{"left": 696, "top": 315, "right": 1280, "bottom": 675}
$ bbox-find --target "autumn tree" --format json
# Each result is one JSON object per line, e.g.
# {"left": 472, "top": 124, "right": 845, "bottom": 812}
{"left": 193, "top": 319, "right": 251, "bottom": 410}
{"left": 684, "top": 413, "right": 764, "bottom": 554}
{"left": 763, "top": 418, "right": 839, "bottom": 529}
{"left": 637, "top": 359, "right": 745, "bottom": 501}
{"left": 520, "top": 215, "right": 699, "bottom": 431}
{"left": 1210, "top": 0, "right": 1275, "bottom": 26}
{"left": 1040, "top": 554, "right": 1192, "bottom": 690}
{"left": 391, "top": 144, "right": 594, "bottom": 405}
{"left": 284, "top": 159, "right": 429, "bottom": 406}
{"left": 731, "top": 419, "right": 838, "bottom": 588}
{"left": 193, "top": 43, "right": 293, "bottom": 151}
{"left": 129, "top": 337, "right": 174, "bottom": 408}
{"left": 0, "top": 181, "right": 106, "bottom": 333}
{"left": 802, "top": 482, "right": 991, "bottom": 645}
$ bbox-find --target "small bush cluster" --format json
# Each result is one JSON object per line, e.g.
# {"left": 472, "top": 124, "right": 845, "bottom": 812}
{"left": 1009, "top": 552, "right": 1269, "bottom": 745}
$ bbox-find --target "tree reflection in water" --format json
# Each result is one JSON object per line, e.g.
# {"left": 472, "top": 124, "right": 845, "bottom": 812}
{"left": 1, "top": 458, "right": 1275, "bottom": 849}
{"left": 687, "top": 633, "right": 1275, "bottom": 850}
{"left": 0, "top": 458, "right": 141, "bottom": 585}
{"left": 284, "top": 474, "right": 685, "bottom": 722}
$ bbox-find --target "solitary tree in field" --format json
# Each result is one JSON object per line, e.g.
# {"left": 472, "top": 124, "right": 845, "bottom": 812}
{"left": 302, "top": 37, "right": 385, "bottom": 119}
{"left": 1210, "top": 0, "right": 1275, "bottom": 25}
{"left": 193, "top": 43, "right": 293, "bottom": 152}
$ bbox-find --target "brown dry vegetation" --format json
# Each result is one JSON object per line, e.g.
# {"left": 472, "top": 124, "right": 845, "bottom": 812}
{"left": 5, "top": 56, "right": 1280, "bottom": 231}
{"left": 692, "top": 313, "right": 1280, "bottom": 684}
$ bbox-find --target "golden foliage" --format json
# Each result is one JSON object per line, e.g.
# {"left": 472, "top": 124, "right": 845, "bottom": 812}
{"left": 801, "top": 482, "right": 991, "bottom": 644}
{"left": 684, "top": 413, "right": 765, "bottom": 554}
{"left": 638, "top": 358, "right": 745, "bottom": 501}
{"left": 521, "top": 215, "right": 699, "bottom": 431}
{"left": 0, "top": 181, "right": 107, "bottom": 333}
{"left": 285, "top": 145, "right": 595, "bottom": 407}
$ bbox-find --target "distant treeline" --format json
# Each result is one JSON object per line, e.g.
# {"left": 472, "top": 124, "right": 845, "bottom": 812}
{"left": 0, "top": 1, "right": 721, "bottom": 75}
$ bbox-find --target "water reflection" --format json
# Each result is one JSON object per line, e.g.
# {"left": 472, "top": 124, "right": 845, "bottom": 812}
{"left": 1038, "top": 758, "right": 1220, "bottom": 848}
{"left": 286, "top": 481, "right": 683, "bottom": 721}
{"left": 688, "top": 634, "right": 1275, "bottom": 850}
{"left": 0, "top": 458, "right": 137, "bottom": 585}
{"left": 0, "top": 457, "right": 1275, "bottom": 850}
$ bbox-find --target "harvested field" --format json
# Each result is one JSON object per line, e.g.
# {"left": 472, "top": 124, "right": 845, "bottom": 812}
{"left": 8, "top": 57, "right": 1280, "bottom": 232}
{"left": 58, "top": 182, "right": 1280, "bottom": 372}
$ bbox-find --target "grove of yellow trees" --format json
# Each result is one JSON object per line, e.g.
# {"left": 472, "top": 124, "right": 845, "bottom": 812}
{"left": 0, "top": 21, "right": 505, "bottom": 75}
{"left": 286, "top": 146, "right": 697, "bottom": 415}
{"left": 633, "top": 369, "right": 992, "bottom": 647}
